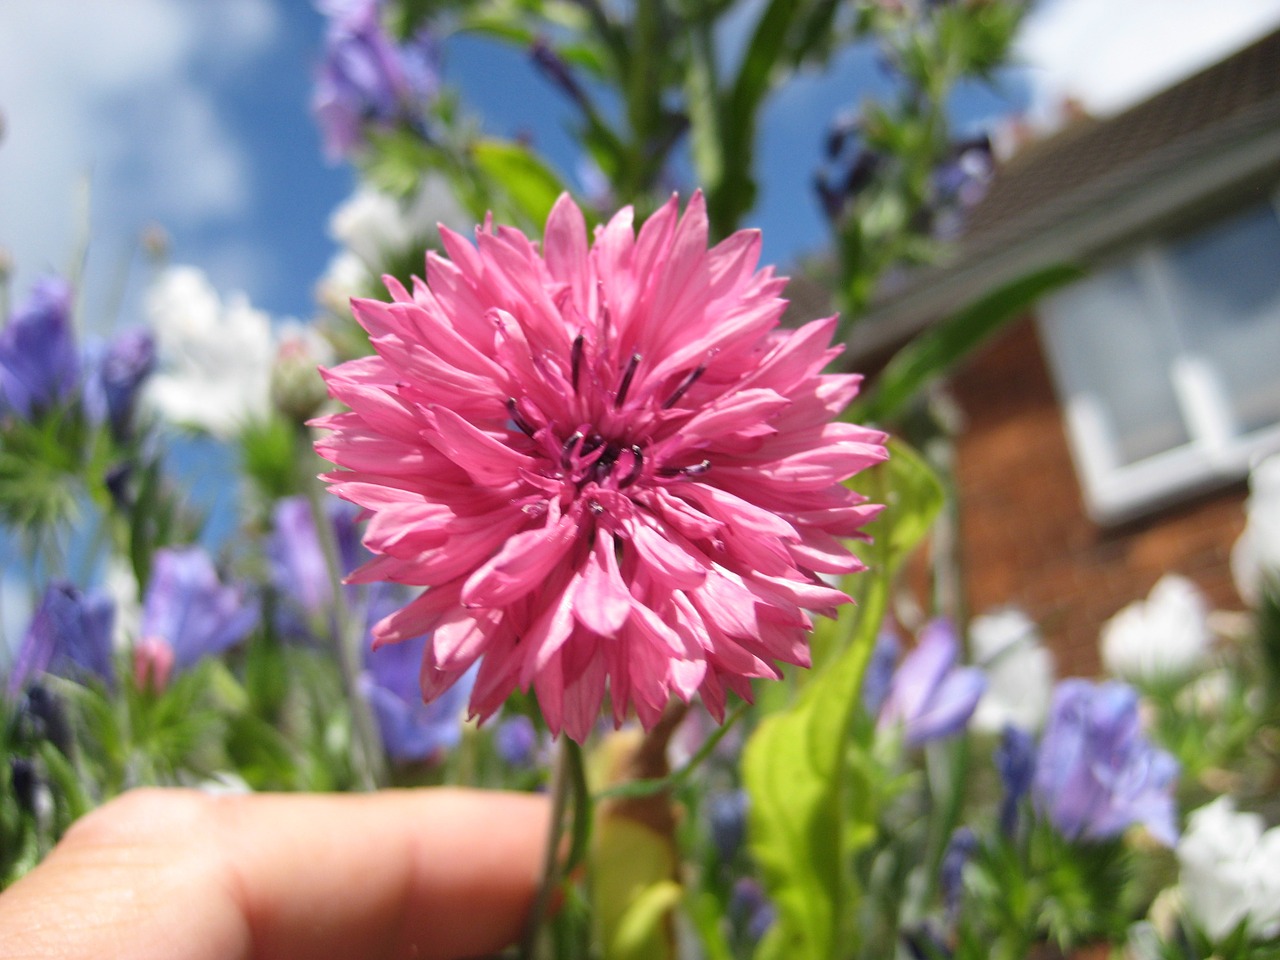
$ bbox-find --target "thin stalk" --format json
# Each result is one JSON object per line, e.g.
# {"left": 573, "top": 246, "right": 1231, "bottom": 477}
{"left": 520, "top": 737, "right": 579, "bottom": 960}
{"left": 302, "top": 456, "right": 386, "bottom": 791}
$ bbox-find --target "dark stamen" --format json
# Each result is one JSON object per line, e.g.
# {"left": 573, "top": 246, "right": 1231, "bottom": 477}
{"left": 507, "top": 398, "right": 537, "bottom": 438}
{"left": 659, "top": 459, "right": 711, "bottom": 478}
{"left": 619, "top": 445, "right": 645, "bottom": 488}
{"left": 615, "top": 353, "right": 641, "bottom": 408}
{"left": 561, "top": 431, "right": 584, "bottom": 469}
{"left": 662, "top": 364, "right": 706, "bottom": 409}
{"left": 571, "top": 334, "right": 584, "bottom": 392}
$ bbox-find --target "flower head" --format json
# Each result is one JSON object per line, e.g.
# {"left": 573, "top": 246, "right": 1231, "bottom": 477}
{"left": 1177, "top": 796, "right": 1280, "bottom": 943}
{"left": 968, "top": 607, "right": 1053, "bottom": 733}
{"left": 85, "top": 327, "right": 157, "bottom": 440}
{"left": 1100, "top": 574, "right": 1211, "bottom": 685}
{"left": 137, "top": 547, "right": 258, "bottom": 688}
{"left": 0, "top": 276, "right": 79, "bottom": 419}
{"left": 7, "top": 582, "right": 115, "bottom": 694}
{"left": 315, "top": 192, "right": 887, "bottom": 741}
{"left": 1232, "top": 452, "right": 1280, "bottom": 606}
{"left": 878, "top": 619, "right": 986, "bottom": 746}
{"left": 1032, "top": 679, "right": 1179, "bottom": 846}
{"left": 361, "top": 632, "right": 475, "bottom": 764}
{"left": 312, "top": 0, "right": 439, "bottom": 160}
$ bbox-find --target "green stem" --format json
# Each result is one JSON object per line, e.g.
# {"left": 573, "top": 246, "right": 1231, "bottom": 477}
{"left": 520, "top": 737, "right": 581, "bottom": 960}
{"left": 302, "top": 455, "right": 386, "bottom": 791}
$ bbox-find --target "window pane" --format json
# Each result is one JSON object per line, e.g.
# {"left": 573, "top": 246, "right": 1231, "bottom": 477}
{"left": 1164, "top": 203, "right": 1280, "bottom": 436}
{"left": 1042, "top": 263, "right": 1189, "bottom": 465}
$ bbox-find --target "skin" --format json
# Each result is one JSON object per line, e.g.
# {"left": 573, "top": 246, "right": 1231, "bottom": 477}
{"left": 0, "top": 787, "right": 550, "bottom": 960}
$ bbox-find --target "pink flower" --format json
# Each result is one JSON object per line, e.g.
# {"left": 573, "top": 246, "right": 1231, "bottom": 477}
{"left": 314, "top": 192, "right": 887, "bottom": 741}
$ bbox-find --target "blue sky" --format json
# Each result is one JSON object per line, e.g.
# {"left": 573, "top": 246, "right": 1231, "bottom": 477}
{"left": 4, "top": 0, "right": 1280, "bottom": 330}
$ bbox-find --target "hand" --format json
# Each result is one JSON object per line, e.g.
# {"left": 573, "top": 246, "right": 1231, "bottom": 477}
{"left": 0, "top": 787, "right": 549, "bottom": 960}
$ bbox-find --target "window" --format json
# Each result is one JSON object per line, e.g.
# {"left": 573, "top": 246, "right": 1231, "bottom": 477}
{"left": 1037, "top": 195, "right": 1280, "bottom": 524}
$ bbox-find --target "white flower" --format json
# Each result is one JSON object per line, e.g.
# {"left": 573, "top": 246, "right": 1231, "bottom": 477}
{"left": 327, "top": 174, "right": 467, "bottom": 272}
{"left": 1178, "top": 796, "right": 1280, "bottom": 942}
{"left": 144, "top": 266, "right": 274, "bottom": 438}
{"left": 968, "top": 607, "right": 1054, "bottom": 733}
{"left": 315, "top": 249, "right": 370, "bottom": 314}
{"left": 1231, "top": 453, "right": 1280, "bottom": 607}
{"left": 1100, "top": 574, "right": 1211, "bottom": 684}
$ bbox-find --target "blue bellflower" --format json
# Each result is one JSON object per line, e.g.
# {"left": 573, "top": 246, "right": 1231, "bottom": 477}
{"left": 139, "top": 547, "right": 259, "bottom": 677}
{"left": 494, "top": 714, "right": 538, "bottom": 767}
{"left": 995, "top": 725, "right": 1037, "bottom": 836}
{"left": 85, "top": 327, "right": 156, "bottom": 440}
{"left": 878, "top": 619, "right": 986, "bottom": 747}
{"left": 267, "top": 495, "right": 365, "bottom": 641}
{"left": 362, "top": 632, "right": 475, "bottom": 764}
{"left": 0, "top": 277, "right": 79, "bottom": 419}
{"left": 1032, "top": 679, "right": 1179, "bottom": 847}
{"left": 7, "top": 582, "right": 115, "bottom": 694}
{"left": 312, "top": 0, "right": 439, "bottom": 160}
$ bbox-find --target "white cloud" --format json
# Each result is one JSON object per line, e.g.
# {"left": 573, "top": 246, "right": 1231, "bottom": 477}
{"left": 1016, "top": 0, "right": 1280, "bottom": 122}
{"left": 0, "top": 0, "right": 280, "bottom": 323}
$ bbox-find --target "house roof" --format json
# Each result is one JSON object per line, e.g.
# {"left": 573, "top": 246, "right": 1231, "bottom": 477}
{"left": 846, "top": 26, "right": 1280, "bottom": 360}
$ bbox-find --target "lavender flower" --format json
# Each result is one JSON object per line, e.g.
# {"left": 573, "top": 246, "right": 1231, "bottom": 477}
{"left": 7, "top": 582, "right": 115, "bottom": 694}
{"left": 878, "top": 619, "right": 986, "bottom": 747}
{"left": 0, "top": 277, "right": 79, "bottom": 419}
{"left": 266, "top": 495, "right": 364, "bottom": 641}
{"left": 137, "top": 547, "right": 258, "bottom": 689}
{"left": 1032, "top": 679, "right": 1179, "bottom": 847}
{"left": 89, "top": 328, "right": 156, "bottom": 440}
{"left": 862, "top": 627, "right": 902, "bottom": 716}
{"left": 312, "top": 0, "right": 439, "bottom": 160}
{"left": 361, "top": 633, "right": 474, "bottom": 764}
{"left": 707, "top": 790, "right": 749, "bottom": 863}
{"left": 940, "top": 826, "right": 978, "bottom": 920}
{"left": 729, "top": 878, "right": 776, "bottom": 944}
{"left": 995, "top": 725, "right": 1036, "bottom": 836}
{"left": 494, "top": 714, "right": 538, "bottom": 767}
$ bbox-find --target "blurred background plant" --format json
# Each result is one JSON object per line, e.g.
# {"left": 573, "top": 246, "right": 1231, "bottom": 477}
{"left": 3, "top": 1, "right": 1280, "bottom": 958}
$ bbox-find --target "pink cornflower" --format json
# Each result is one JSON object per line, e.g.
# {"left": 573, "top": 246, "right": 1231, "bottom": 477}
{"left": 315, "top": 192, "right": 887, "bottom": 741}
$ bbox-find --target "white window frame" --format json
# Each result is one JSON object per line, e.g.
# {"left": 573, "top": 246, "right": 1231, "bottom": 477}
{"left": 1037, "top": 191, "right": 1280, "bottom": 526}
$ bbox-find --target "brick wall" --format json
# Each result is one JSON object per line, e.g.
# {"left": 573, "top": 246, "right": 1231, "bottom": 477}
{"left": 947, "top": 316, "right": 1249, "bottom": 677}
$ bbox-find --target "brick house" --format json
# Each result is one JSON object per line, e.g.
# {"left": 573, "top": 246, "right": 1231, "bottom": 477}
{"left": 848, "top": 28, "right": 1280, "bottom": 675}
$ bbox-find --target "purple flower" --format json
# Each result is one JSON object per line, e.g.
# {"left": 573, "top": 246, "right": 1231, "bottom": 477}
{"left": 7, "top": 582, "right": 115, "bottom": 694}
{"left": 878, "top": 619, "right": 986, "bottom": 747}
{"left": 87, "top": 327, "right": 156, "bottom": 440}
{"left": 995, "top": 725, "right": 1036, "bottom": 836}
{"left": 362, "top": 632, "right": 474, "bottom": 764}
{"left": 940, "top": 826, "right": 978, "bottom": 920}
{"left": 0, "top": 277, "right": 79, "bottom": 419}
{"left": 266, "top": 495, "right": 365, "bottom": 640}
{"left": 1032, "top": 679, "right": 1179, "bottom": 847}
{"left": 138, "top": 547, "right": 258, "bottom": 686}
{"left": 729, "top": 878, "right": 776, "bottom": 944}
{"left": 707, "top": 789, "right": 749, "bottom": 863}
{"left": 861, "top": 627, "right": 902, "bottom": 716}
{"left": 494, "top": 714, "right": 538, "bottom": 767}
{"left": 312, "top": 0, "right": 439, "bottom": 160}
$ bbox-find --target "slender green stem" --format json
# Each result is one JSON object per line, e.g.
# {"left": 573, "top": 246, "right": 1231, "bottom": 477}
{"left": 520, "top": 737, "right": 580, "bottom": 960}
{"left": 302, "top": 454, "right": 386, "bottom": 791}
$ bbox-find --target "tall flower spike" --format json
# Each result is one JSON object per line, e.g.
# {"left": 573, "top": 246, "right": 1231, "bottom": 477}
{"left": 314, "top": 192, "right": 888, "bottom": 741}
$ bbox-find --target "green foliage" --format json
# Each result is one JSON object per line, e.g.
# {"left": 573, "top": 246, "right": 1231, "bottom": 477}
{"left": 742, "top": 440, "right": 944, "bottom": 960}
{"left": 473, "top": 137, "right": 571, "bottom": 229}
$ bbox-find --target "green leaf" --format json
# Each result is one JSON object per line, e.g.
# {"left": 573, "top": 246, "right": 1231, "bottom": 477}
{"left": 742, "top": 440, "right": 943, "bottom": 960}
{"left": 856, "top": 263, "right": 1083, "bottom": 424}
{"left": 472, "top": 138, "right": 568, "bottom": 229}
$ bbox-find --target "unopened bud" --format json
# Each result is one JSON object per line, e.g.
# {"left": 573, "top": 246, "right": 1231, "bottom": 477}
{"left": 271, "top": 326, "right": 334, "bottom": 423}
{"left": 133, "top": 635, "right": 175, "bottom": 693}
